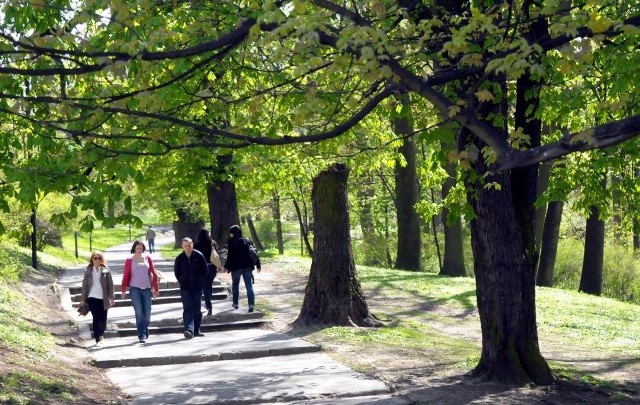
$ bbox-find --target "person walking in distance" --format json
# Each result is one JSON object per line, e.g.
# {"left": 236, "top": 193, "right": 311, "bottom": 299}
{"left": 145, "top": 225, "right": 157, "bottom": 253}
{"left": 194, "top": 228, "right": 219, "bottom": 317}
{"left": 80, "top": 251, "right": 115, "bottom": 345}
{"left": 174, "top": 237, "right": 208, "bottom": 339}
{"left": 224, "top": 225, "right": 261, "bottom": 313}
{"left": 121, "top": 240, "right": 160, "bottom": 343}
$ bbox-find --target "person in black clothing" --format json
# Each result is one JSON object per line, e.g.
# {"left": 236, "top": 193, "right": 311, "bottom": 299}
{"left": 174, "top": 237, "right": 208, "bottom": 339}
{"left": 194, "top": 228, "right": 218, "bottom": 316}
{"left": 223, "top": 225, "right": 261, "bottom": 313}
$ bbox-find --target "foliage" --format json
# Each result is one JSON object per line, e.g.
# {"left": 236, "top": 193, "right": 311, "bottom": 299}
{"left": 554, "top": 237, "right": 640, "bottom": 304}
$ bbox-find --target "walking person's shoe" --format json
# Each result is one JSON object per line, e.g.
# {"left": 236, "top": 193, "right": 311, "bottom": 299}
{"left": 232, "top": 304, "right": 238, "bottom": 310}
{"left": 183, "top": 330, "right": 193, "bottom": 339}
{"left": 194, "top": 331, "right": 205, "bottom": 337}
{"left": 248, "top": 307, "right": 254, "bottom": 313}
{"left": 206, "top": 309, "right": 212, "bottom": 316}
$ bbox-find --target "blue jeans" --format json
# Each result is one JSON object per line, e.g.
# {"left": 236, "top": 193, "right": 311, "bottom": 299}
{"left": 180, "top": 288, "right": 203, "bottom": 334}
{"left": 148, "top": 238, "right": 155, "bottom": 253}
{"left": 130, "top": 287, "right": 152, "bottom": 340}
{"left": 231, "top": 268, "right": 255, "bottom": 309}
{"left": 202, "top": 265, "right": 218, "bottom": 311}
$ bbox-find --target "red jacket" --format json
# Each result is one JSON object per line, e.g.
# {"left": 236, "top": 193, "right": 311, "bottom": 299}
{"left": 122, "top": 255, "right": 159, "bottom": 296}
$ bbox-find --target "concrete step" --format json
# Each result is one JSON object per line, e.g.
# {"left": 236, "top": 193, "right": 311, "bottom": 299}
{"left": 69, "top": 279, "right": 226, "bottom": 295}
{"left": 103, "top": 318, "right": 270, "bottom": 339}
{"left": 89, "top": 328, "right": 321, "bottom": 369}
{"left": 73, "top": 293, "right": 229, "bottom": 308}
{"left": 71, "top": 286, "right": 228, "bottom": 302}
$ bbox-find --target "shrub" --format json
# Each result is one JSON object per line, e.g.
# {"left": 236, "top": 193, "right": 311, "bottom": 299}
{"left": 554, "top": 238, "right": 640, "bottom": 304}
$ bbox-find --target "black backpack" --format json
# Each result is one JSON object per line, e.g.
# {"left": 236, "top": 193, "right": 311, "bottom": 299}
{"left": 246, "top": 239, "right": 259, "bottom": 265}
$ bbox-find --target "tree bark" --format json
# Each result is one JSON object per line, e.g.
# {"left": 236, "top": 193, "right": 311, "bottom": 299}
{"left": 272, "top": 192, "right": 284, "bottom": 254}
{"left": 392, "top": 96, "right": 421, "bottom": 270}
{"left": 579, "top": 199, "right": 605, "bottom": 296}
{"left": 440, "top": 160, "right": 466, "bottom": 276}
{"left": 536, "top": 200, "right": 564, "bottom": 287}
{"left": 207, "top": 154, "right": 240, "bottom": 247}
{"left": 295, "top": 164, "right": 381, "bottom": 327}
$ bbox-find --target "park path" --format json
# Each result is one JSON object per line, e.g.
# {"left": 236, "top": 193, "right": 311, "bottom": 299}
{"left": 58, "top": 232, "right": 408, "bottom": 404}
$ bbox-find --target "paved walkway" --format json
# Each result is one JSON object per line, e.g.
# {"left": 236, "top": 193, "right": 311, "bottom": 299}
{"left": 58, "top": 234, "right": 408, "bottom": 404}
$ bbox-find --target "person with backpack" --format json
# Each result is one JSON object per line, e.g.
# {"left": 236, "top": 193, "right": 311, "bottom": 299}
{"left": 223, "top": 225, "right": 261, "bottom": 313}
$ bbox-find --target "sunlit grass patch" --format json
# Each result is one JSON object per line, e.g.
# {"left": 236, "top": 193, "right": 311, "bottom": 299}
{"left": 537, "top": 287, "right": 640, "bottom": 357}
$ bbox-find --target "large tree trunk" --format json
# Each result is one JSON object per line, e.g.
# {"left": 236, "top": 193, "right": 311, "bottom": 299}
{"left": 440, "top": 159, "right": 466, "bottom": 277}
{"left": 536, "top": 200, "right": 564, "bottom": 287}
{"left": 207, "top": 154, "right": 240, "bottom": 247}
{"left": 467, "top": 7, "right": 553, "bottom": 380}
{"left": 295, "top": 164, "right": 381, "bottom": 327}
{"left": 579, "top": 200, "right": 605, "bottom": 296}
{"left": 392, "top": 96, "right": 421, "bottom": 270}
{"left": 468, "top": 168, "right": 552, "bottom": 385}
{"left": 272, "top": 192, "right": 284, "bottom": 254}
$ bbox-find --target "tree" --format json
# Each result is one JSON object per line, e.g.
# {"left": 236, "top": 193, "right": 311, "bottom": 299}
{"left": 2, "top": 0, "right": 640, "bottom": 385}
{"left": 295, "top": 163, "right": 381, "bottom": 327}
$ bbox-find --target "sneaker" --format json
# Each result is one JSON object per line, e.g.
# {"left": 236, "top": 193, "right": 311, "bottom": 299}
{"left": 183, "top": 330, "right": 193, "bottom": 339}
{"left": 232, "top": 304, "right": 238, "bottom": 310}
{"left": 194, "top": 331, "right": 205, "bottom": 337}
{"left": 248, "top": 308, "right": 254, "bottom": 313}
{"left": 139, "top": 338, "right": 146, "bottom": 343}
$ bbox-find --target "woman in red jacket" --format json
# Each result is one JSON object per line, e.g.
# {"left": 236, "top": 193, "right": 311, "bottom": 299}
{"left": 122, "top": 240, "right": 159, "bottom": 343}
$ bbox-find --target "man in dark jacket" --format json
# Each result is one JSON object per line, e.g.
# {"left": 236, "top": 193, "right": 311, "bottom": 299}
{"left": 174, "top": 237, "right": 208, "bottom": 339}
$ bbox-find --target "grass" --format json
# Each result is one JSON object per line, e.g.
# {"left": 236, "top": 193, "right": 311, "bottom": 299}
{"left": 270, "top": 256, "right": 639, "bottom": 389}
{"left": 58, "top": 225, "right": 147, "bottom": 260}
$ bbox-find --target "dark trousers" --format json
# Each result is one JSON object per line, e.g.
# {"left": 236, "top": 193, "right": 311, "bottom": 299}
{"left": 87, "top": 297, "right": 108, "bottom": 342}
{"left": 180, "top": 288, "right": 203, "bottom": 334}
{"left": 148, "top": 238, "right": 155, "bottom": 253}
{"left": 202, "top": 265, "right": 218, "bottom": 311}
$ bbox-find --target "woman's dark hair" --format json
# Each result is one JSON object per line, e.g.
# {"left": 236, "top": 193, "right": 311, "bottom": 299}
{"left": 130, "top": 239, "right": 146, "bottom": 254}
{"left": 197, "top": 227, "right": 212, "bottom": 243}
{"left": 229, "top": 225, "right": 242, "bottom": 238}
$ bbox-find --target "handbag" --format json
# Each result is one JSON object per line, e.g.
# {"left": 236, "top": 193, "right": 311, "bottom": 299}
{"left": 77, "top": 302, "right": 89, "bottom": 316}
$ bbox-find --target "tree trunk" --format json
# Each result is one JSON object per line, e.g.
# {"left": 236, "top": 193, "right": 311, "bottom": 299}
{"left": 534, "top": 162, "right": 552, "bottom": 256}
{"left": 295, "top": 164, "right": 381, "bottom": 327}
{"left": 357, "top": 178, "right": 383, "bottom": 266}
{"left": 272, "top": 192, "right": 284, "bottom": 254}
{"left": 467, "top": 11, "right": 553, "bottom": 380}
{"left": 612, "top": 173, "right": 622, "bottom": 242}
{"left": 440, "top": 160, "right": 466, "bottom": 276}
{"left": 634, "top": 219, "right": 640, "bottom": 251}
{"left": 245, "top": 215, "right": 264, "bottom": 250}
{"left": 536, "top": 200, "right": 564, "bottom": 287}
{"left": 468, "top": 169, "right": 553, "bottom": 385}
{"left": 579, "top": 202, "right": 605, "bottom": 296}
{"left": 392, "top": 96, "right": 421, "bottom": 270}
{"left": 293, "top": 198, "right": 313, "bottom": 256}
{"left": 207, "top": 155, "right": 240, "bottom": 247}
